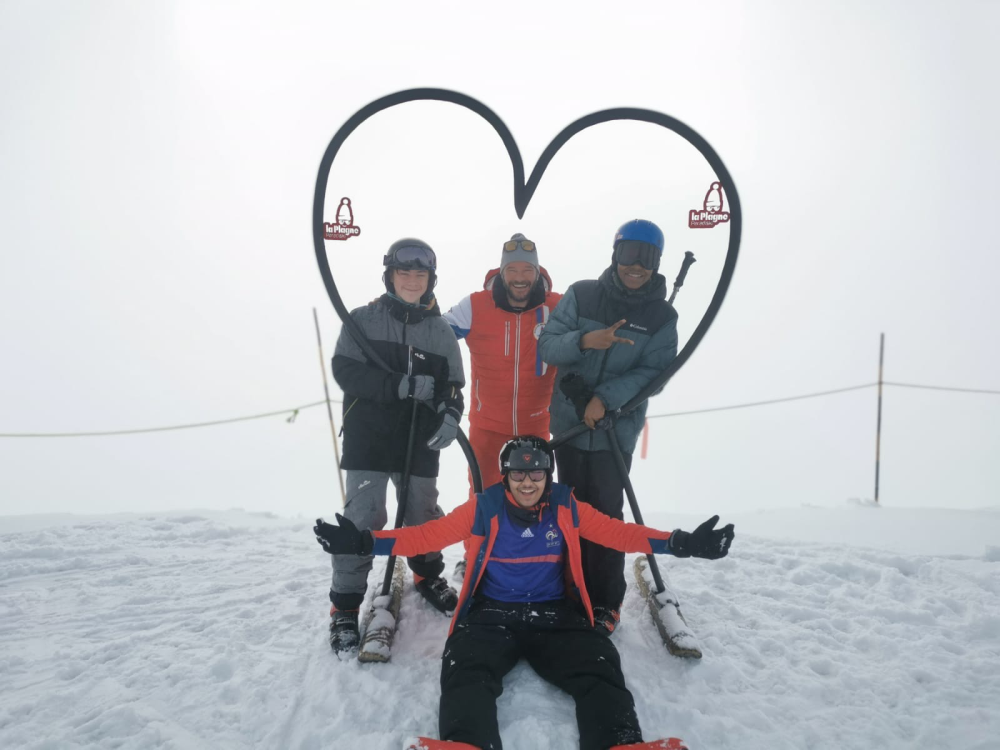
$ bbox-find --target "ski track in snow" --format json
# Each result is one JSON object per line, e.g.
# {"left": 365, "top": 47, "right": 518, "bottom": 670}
{"left": 1, "top": 509, "right": 998, "bottom": 750}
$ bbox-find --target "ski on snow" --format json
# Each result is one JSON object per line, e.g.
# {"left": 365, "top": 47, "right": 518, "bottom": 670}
{"left": 633, "top": 556, "right": 702, "bottom": 659}
{"left": 402, "top": 736, "right": 689, "bottom": 749}
{"left": 357, "top": 557, "right": 406, "bottom": 663}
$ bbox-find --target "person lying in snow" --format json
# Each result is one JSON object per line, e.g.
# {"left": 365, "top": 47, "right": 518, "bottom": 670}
{"left": 314, "top": 435, "right": 734, "bottom": 750}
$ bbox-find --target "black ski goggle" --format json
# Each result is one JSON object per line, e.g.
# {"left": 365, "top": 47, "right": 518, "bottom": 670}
{"left": 615, "top": 240, "right": 661, "bottom": 270}
{"left": 503, "top": 240, "right": 536, "bottom": 253}
{"left": 508, "top": 469, "right": 547, "bottom": 482}
{"left": 385, "top": 245, "right": 436, "bottom": 270}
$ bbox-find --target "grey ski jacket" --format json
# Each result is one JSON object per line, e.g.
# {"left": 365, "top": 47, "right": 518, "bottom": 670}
{"left": 333, "top": 294, "right": 465, "bottom": 477}
{"left": 538, "top": 266, "right": 678, "bottom": 454}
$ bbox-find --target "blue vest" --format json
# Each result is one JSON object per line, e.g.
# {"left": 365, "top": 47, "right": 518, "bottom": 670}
{"left": 478, "top": 497, "right": 566, "bottom": 602}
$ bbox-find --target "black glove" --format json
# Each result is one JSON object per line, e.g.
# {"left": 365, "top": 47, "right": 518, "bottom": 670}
{"left": 559, "top": 373, "right": 594, "bottom": 421}
{"left": 313, "top": 513, "right": 374, "bottom": 556}
{"left": 668, "top": 515, "right": 734, "bottom": 560}
{"left": 397, "top": 374, "right": 435, "bottom": 401}
{"left": 426, "top": 403, "right": 460, "bottom": 450}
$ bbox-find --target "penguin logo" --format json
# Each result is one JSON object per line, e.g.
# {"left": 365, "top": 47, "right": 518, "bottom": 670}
{"left": 688, "top": 181, "right": 731, "bottom": 229}
{"left": 323, "top": 197, "right": 362, "bottom": 241}
{"left": 703, "top": 182, "right": 724, "bottom": 213}
{"left": 336, "top": 197, "right": 353, "bottom": 226}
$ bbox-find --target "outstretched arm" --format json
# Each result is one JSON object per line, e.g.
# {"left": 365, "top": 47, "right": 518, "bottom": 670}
{"left": 576, "top": 499, "right": 733, "bottom": 559}
{"left": 314, "top": 500, "right": 477, "bottom": 558}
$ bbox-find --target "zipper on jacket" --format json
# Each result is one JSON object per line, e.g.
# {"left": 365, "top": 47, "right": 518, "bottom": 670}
{"left": 512, "top": 314, "right": 521, "bottom": 434}
{"left": 475, "top": 379, "right": 482, "bottom": 412}
{"left": 504, "top": 321, "right": 510, "bottom": 356}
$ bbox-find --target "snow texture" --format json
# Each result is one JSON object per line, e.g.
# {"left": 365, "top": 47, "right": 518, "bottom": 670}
{"left": 1, "top": 505, "right": 999, "bottom": 750}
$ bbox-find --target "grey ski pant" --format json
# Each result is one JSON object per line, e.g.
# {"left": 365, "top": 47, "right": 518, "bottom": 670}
{"left": 330, "top": 469, "right": 445, "bottom": 611}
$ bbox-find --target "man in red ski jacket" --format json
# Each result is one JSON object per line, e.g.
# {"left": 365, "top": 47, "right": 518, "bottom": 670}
{"left": 443, "top": 233, "right": 561, "bottom": 578}
{"left": 314, "top": 436, "right": 734, "bottom": 750}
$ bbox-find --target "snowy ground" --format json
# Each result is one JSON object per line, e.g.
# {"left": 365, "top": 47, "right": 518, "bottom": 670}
{"left": 1, "top": 505, "right": 999, "bottom": 750}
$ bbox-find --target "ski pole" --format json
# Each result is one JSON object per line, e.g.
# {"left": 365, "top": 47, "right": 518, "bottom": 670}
{"left": 607, "top": 425, "right": 666, "bottom": 594}
{"left": 379, "top": 395, "right": 420, "bottom": 597}
{"left": 312, "top": 307, "right": 347, "bottom": 508}
{"left": 668, "top": 251, "right": 696, "bottom": 305}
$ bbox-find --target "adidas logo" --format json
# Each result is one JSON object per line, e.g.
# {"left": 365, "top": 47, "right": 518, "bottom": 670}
{"left": 520, "top": 528, "right": 534, "bottom": 538}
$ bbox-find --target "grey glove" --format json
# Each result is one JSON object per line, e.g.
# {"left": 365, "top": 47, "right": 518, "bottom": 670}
{"left": 427, "top": 404, "right": 460, "bottom": 451}
{"left": 397, "top": 374, "right": 435, "bottom": 401}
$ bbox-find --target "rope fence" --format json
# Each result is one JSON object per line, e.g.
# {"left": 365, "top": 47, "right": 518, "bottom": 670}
{"left": 2, "top": 380, "right": 997, "bottom": 439}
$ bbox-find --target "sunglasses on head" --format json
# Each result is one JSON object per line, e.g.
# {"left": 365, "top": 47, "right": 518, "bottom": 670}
{"left": 386, "top": 245, "right": 437, "bottom": 268}
{"left": 503, "top": 240, "right": 536, "bottom": 253}
{"left": 614, "top": 240, "right": 661, "bottom": 270}
{"left": 508, "top": 469, "right": 547, "bottom": 482}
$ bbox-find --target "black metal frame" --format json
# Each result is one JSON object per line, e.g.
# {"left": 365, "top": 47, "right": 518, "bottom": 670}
{"left": 311, "top": 88, "right": 743, "bottom": 597}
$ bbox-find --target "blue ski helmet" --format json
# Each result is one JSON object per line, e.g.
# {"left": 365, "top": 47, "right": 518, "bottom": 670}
{"left": 612, "top": 219, "right": 664, "bottom": 271}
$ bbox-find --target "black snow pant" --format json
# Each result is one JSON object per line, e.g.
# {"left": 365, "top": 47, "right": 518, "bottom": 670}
{"left": 554, "top": 445, "right": 632, "bottom": 612}
{"left": 439, "top": 598, "right": 643, "bottom": 750}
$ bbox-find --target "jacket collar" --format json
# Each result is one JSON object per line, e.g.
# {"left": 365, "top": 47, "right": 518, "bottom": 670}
{"left": 483, "top": 266, "right": 554, "bottom": 313}
{"left": 598, "top": 265, "right": 667, "bottom": 306}
{"left": 381, "top": 293, "right": 441, "bottom": 322}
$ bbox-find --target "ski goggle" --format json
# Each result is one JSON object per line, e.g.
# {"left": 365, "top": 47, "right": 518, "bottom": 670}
{"left": 385, "top": 245, "right": 436, "bottom": 270}
{"left": 508, "top": 469, "right": 547, "bottom": 482}
{"left": 503, "top": 239, "right": 536, "bottom": 253}
{"left": 614, "top": 240, "right": 661, "bottom": 270}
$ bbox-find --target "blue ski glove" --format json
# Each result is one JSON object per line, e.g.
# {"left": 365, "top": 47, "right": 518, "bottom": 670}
{"left": 314, "top": 514, "right": 374, "bottom": 556}
{"left": 426, "top": 403, "right": 460, "bottom": 451}
{"left": 397, "top": 374, "right": 435, "bottom": 401}
{"left": 668, "top": 515, "right": 734, "bottom": 560}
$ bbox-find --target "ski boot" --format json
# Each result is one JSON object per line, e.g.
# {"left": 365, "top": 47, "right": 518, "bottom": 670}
{"left": 593, "top": 606, "right": 621, "bottom": 637}
{"left": 452, "top": 558, "right": 467, "bottom": 583}
{"left": 328, "top": 606, "right": 360, "bottom": 654}
{"left": 611, "top": 739, "right": 688, "bottom": 750}
{"left": 414, "top": 574, "right": 459, "bottom": 614}
{"left": 403, "top": 737, "right": 480, "bottom": 749}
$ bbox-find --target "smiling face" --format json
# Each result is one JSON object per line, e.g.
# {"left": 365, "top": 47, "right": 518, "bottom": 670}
{"left": 502, "top": 261, "right": 538, "bottom": 308}
{"left": 617, "top": 262, "right": 653, "bottom": 290}
{"left": 392, "top": 268, "right": 430, "bottom": 303}
{"left": 507, "top": 471, "right": 547, "bottom": 508}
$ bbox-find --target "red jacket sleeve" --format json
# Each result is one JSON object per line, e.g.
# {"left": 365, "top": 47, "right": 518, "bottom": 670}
{"left": 371, "top": 498, "right": 477, "bottom": 557}
{"left": 575, "top": 495, "right": 672, "bottom": 554}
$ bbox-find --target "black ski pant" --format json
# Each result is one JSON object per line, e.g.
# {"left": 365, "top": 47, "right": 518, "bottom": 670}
{"left": 554, "top": 445, "right": 632, "bottom": 612}
{"left": 439, "top": 599, "right": 643, "bottom": 750}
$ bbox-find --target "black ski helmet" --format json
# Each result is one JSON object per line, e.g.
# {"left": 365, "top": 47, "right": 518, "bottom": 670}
{"left": 382, "top": 237, "right": 437, "bottom": 302}
{"left": 498, "top": 435, "right": 554, "bottom": 490}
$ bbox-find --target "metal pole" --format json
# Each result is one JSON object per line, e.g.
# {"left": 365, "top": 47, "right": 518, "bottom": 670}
{"left": 608, "top": 426, "right": 666, "bottom": 594}
{"left": 875, "top": 333, "right": 884, "bottom": 504}
{"left": 313, "top": 307, "right": 346, "bottom": 508}
{"left": 381, "top": 397, "right": 420, "bottom": 597}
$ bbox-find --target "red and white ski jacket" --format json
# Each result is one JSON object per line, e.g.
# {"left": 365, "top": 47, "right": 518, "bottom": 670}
{"left": 443, "top": 268, "right": 562, "bottom": 436}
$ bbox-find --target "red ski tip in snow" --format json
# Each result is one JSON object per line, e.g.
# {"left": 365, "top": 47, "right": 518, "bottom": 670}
{"left": 402, "top": 737, "right": 481, "bottom": 750}
{"left": 610, "top": 739, "right": 689, "bottom": 750}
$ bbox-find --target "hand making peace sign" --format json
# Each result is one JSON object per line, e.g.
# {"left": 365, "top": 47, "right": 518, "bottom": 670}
{"left": 580, "top": 319, "right": 634, "bottom": 351}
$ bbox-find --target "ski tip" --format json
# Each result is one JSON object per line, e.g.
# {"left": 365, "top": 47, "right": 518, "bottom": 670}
{"left": 402, "top": 737, "right": 481, "bottom": 749}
